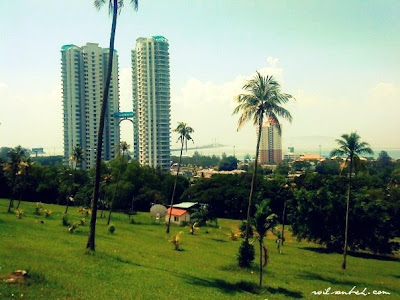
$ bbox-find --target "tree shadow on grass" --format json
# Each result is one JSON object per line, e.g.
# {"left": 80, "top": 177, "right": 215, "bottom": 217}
{"left": 300, "top": 247, "right": 399, "bottom": 262}
{"left": 296, "top": 271, "right": 360, "bottom": 287}
{"left": 185, "top": 275, "right": 303, "bottom": 298}
{"left": 185, "top": 276, "right": 260, "bottom": 295}
{"left": 210, "top": 238, "right": 228, "bottom": 243}
{"left": 265, "top": 287, "right": 303, "bottom": 298}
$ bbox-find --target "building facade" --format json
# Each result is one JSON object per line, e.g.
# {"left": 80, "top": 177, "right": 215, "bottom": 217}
{"left": 258, "top": 119, "right": 282, "bottom": 164}
{"left": 131, "top": 36, "right": 171, "bottom": 170}
{"left": 61, "top": 43, "right": 120, "bottom": 170}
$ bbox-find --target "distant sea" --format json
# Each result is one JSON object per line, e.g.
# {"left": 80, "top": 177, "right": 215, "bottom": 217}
{"left": 171, "top": 146, "right": 400, "bottom": 160}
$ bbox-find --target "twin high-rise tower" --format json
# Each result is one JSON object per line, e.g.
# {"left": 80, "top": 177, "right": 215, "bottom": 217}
{"left": 62, "top": 37, "right": 171, "bottom": 170}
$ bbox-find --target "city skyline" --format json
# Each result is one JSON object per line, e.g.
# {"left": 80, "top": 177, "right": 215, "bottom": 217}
{"left": 1, "top": 1, "right": 399, "bottom": 158}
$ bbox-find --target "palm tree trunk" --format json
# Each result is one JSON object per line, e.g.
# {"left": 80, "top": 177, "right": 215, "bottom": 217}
{"left": 259, "top": 238, "right": 263, "bottom": 287}
{"left": 245, "top": 116, "right": 263, "bottom": 241}
{"left": 166, "top": 140, "right": 184, "bottom": 233}
{"left": 16, "top": 191, "right": 23, "bottom": 210}
{"left": 342, "top": 156, "right": 353, "bottom": 270}
{"left": 281, "top": 200, "right": 286, "bottom": 246}
{"left": 86, "top": 0, "right": 118, "bottom": 251}
{"left": 7, "top": 196, "right": 14, "bottom": 213}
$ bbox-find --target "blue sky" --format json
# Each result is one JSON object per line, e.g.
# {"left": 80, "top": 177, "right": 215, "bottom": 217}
{"left": 1, "top": 0, "right": 399, "bottom": 157}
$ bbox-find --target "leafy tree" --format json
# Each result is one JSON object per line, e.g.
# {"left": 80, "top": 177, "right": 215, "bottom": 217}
{"left": 315, "top": 160, "right": 340, "bottom": 175}
{"left": 253, "top": 200, "right": 278, "bottom": 287}
{"left": 108, "top": 142, "right": 130, "bottom": 224}
{"left": 218, "top": 155, "right": 238, "bottom": 171}
{"left": 233, "top": 72, "right": 293, "bottom": 242}
{"left": 87, "top": 0, "right": 139, "bottom": 252}
{"left": 3, "top": 146, "right": 28, "bottom": 212}
{"left": 167, "top": 122, "right": 194, "bottom": 234}
{"left": 330, "top": 132, "right": 373, "bottom": 270}
{"left": 274, "top": 161, "right": 290, "bottom": 176}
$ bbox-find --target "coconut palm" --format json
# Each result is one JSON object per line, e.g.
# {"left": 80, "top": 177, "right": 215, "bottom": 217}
{"left": 253, "top": 200, "right": 278, "bottom": 287}
{"left": 3, "top": 146, "right": 27, "bottom": 212}
{"left": 330, "top": 132, "right": 373, "bottom": 270}
{"left": 87, "top": 0, "right": 139, "bottom": 252}
{"left": 70, "top": 145, "right": 84, "bottom": 170}
{"left": 233, "top": 72, "right": 293, "bottom": 241}
{"left": 166, "top": 122, "right": 194, "bottom": 234}
{"left": 119, "top": 141, "right": 130, "bottom": 161}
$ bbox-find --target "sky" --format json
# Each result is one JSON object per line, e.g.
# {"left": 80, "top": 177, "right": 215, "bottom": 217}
{"left": 1, "top": 0, "right": 399, "bottom": 158}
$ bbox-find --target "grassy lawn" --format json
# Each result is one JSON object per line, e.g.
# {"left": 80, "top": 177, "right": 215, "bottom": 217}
{"left": 0, "top": 199, "right": 399, "bottom": 299}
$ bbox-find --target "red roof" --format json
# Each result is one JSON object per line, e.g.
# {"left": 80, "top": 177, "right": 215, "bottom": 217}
{"left": 166, "top": 208, "right": 188, "bottom": 217}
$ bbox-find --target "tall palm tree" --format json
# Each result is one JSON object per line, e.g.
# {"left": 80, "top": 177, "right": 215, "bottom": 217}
{"left": 166, "top": 122, "right": 194, "bottom": 233}
{"left": 87, "top": 0, "right": 139, "bottom": 252}
{"left": 330, "top": 132, "right": 373, "bottom": 270}
{"left": 70, "top": 145, "right": 84, "bottom": 170}
{"left": 233, "top": 72, "right": 293, "bottom": 241}
{"left": 119, "top": 141, "right": 129, "bottom": 161}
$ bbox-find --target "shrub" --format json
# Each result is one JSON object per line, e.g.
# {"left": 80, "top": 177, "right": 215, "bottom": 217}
{"left": 44, "top": 209, "right": 53, "bottom": 218}
{"left": 239, "top": 221, "right": 254, "bottom": 238}
{"left": 108, "top": 224, "right": 116, "bottom": 234}
{"left": 35, "top": 202, "right": 43, "bottom": 215}
{"left": 170, "top": 231, "right": 183, "bottom": 251}
{"left": 15, "top": 209, "right": 24, "bottom": 219}
{"left": 228, "top": 230, "right": 239, "bottom": 241}
{"left": 237, "top": 240, "right": 255, "bottom": 268}
{"left": 79, "top": 218, "right": 86, "bottom": 226}
{"left": 62, "top": 214, "right": 70, "bottom": 227}
{"left": 68, "top": 223, "right": 78, "bottom": 233}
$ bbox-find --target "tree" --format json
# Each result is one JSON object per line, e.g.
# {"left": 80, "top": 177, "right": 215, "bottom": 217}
{"left": 253, "top": 200, "right": 278, "bottom": 287}
{"left": 233, "top": 72, "right": 293, "bottom": 242}
{"left": 87, "top": 0, "right": 139, "bottom": 252}
{"left": 70, "top": 145, "right": 84, "bottom": 170}
{"left": 3, "top": 146, "right": 28, "bottom": 212}
{"left": 166, "top": 122, "right": 194, "bottom": 233}
{"left": 330, "top": 132, "right": 373, "bottom": 270}
{"left": 218, "top": 155, "right": 238, "bottom": 171}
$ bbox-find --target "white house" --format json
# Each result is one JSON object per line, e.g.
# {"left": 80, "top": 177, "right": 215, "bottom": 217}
{"left": 165, "top": 208, "right": 191, "bottom": 225}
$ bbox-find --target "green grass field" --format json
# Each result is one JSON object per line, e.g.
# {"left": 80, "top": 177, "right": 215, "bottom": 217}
{"left": 0, "top": 199, "right": 399, "bottom": 299}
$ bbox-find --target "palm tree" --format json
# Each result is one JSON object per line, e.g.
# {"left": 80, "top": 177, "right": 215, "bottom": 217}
{"left": 3, "top": 146, "right": 27, "bottom": 212}
{"left": 254, "top": 200, "right": 278, "bottom": 287}
{"left": 107, "top": 142, "right": 130, "bottom": 225}
{"left": 330, "top": 132, "right": 373, "bottom": 270}
{"left": 166, "top": 122, "right": 194, "bottom": 234}
{"left": 119, "top": 141, "right": 129, "bottom": 161}
{"left": 70, "top": 146, "right": 84, "bottom": 170}
{"left": 87, "top": 0, "right": 139, "bottom": 251}
{"left": 233, "top": 72, "right": 293, "bottom": 241}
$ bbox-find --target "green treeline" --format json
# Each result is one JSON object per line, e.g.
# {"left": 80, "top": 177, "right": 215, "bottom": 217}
{"left": 1, "top": 146, "right": 399, "bottom": 254}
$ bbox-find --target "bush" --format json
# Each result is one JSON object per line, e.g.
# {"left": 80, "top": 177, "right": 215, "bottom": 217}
{"left": 44, "top": 209, "right": 53, "bottom": 218}
{"left": 108, "top": 224, "right": 115, "bottom": 234}
{"left": 35, "top": 202, "right": 43, "bottom": 215}
{"left": 239, "top": 221, "right": 253, "bottom": 238}
{"left": 15, "top": 209, "right": 24, "bottom": 219}
{"left": 62, "top": 214, "right": 70, "bottom": 227}
{"left": 237, "top": 239, "right": 255, "bottom": 268}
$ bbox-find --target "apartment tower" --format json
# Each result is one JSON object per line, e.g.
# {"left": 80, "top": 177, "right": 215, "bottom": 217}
{"left": 131, "top": 36, "right": 171, "bottom": 170}
{"left": 258, "top": 118, "right": 282, "bottom": 164}
{"left": 61, "top": 43, "right": 120, "bottom": 170}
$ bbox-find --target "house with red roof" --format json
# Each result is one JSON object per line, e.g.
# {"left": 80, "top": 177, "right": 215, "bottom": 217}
{"left": 165, "top": 208, "right": 191, "bottom": 225}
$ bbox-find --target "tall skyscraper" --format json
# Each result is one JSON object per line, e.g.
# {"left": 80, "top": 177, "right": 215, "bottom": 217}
{"left": 61, "top": 42, "right": 120, "bottom": 170}
{"left": 258, "top": 118, "right": 282, "bottom": 164}
{"left": 131, "top": 36, "right": 171, "bottom": 170}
